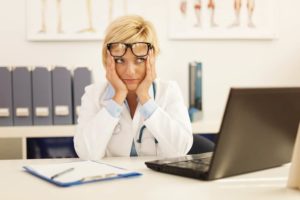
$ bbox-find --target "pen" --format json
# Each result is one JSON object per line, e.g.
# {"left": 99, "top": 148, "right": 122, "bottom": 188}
{"left": 51, "top": 167, "right": 74, "bottom": 180}
{"left": 80, "top": 173, "right": 117, "bottom": 182}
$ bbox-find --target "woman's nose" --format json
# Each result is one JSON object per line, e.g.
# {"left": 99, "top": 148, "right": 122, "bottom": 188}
{"left": 125, "top": 62, "right": 136, "bottom": 75}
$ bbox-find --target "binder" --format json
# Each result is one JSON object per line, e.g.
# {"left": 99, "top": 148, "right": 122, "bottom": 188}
{"left": 23, "top": 160, "right": 142, "bottom": 187}
{"left": 27, "top": 137, "right": 77, "bottom": 159}
{"left": 194, "top": 62, "right": 202, "bottom": 111}
{"left": 52, "top": 66, "right": 73, "bottom": 125}
{"left": 188, "top": 62, "right": 196, "bottom": 108}
{"left": 73, "top": 67, "right": 91, "bottom": 123}
{"left": 188, "top": 62, "right": 202, "bottom": 122}
{"left": 32, "top": 67, "right": 53, "bottom": 125}
{"left": 12, "top": 67, "right": 33, "bottom": 126}
{"left": 0, "top": 67, "right": 13, "bottom": 126}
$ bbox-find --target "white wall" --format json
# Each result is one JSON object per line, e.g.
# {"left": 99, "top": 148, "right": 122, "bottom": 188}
{"left": 1, "top": 0, "right": 300, "bottom": 127}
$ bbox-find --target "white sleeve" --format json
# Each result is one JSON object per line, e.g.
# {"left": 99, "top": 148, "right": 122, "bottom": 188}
{"left": 144, "top": 82, "right": 193, "bottom": 157}
{"left": 73, "top": 86, "right": 120, "bottom": 160}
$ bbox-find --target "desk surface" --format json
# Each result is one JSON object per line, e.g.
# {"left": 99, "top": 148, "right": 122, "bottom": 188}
{"left": 0, "top": 157, "right": 299, "bottom": 200}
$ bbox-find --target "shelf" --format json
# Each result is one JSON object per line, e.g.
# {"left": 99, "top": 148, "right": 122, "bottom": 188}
{"left": 0, "top": 125, "right": 76, "bottom": 138}
{"left": 0, "top": 122, "right": 219, "bottom": 139}
{"left": 0, "top": 123, "right": 218, "bottom": 160}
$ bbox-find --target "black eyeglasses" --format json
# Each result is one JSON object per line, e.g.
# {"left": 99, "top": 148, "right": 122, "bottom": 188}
{"left": 107, "top": 42, "right": 153, "bottom": 57}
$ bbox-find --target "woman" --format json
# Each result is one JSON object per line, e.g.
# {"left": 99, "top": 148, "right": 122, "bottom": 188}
{"left": 74, "top": 15, "right": 193, "bottom": 160}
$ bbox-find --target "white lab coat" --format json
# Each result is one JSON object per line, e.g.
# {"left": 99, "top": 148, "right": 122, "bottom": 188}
{"left": 74, "top": 79, "right": 193, "bottom": 160}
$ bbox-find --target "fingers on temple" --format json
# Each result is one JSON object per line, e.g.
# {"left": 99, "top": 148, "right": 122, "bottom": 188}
{"left": 150, "top": 50, "right": 156, "bottom": 79}
{"left": 147, "top": 55, "right": 151, "bottom": 76}
{"left": 106, "top": 51, "right": 113, "bottom": 80}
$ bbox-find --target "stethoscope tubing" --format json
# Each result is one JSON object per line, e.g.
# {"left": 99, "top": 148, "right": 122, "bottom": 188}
{"left": 136, "top": 82, "right": 158, "bottom": 144}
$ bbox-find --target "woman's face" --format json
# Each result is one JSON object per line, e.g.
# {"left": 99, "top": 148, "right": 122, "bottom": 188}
{"left": 114, "top": 49, "right": 147, "bottom": 92}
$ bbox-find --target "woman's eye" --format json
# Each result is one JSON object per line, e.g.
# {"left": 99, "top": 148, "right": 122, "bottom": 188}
{"left": 136, "top": 57, "right": 146, "bottom": 63}
{"left": 114, "top": 58, "right": 124, "bottom": 64}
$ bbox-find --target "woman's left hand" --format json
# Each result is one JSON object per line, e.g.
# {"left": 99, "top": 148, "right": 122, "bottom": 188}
{"left": 136, "top": 49, "right": 157, "bottom": 104}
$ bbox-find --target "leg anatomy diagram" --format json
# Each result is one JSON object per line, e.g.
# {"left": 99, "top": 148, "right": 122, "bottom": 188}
{"left": 38, "top": 0, "right": 128, "bottom": 34}
{"left": 179, "top": 0, "right": 256, "bottom": 28}
{"left": 230, "top": 0, "right": 255, "bottom": 28}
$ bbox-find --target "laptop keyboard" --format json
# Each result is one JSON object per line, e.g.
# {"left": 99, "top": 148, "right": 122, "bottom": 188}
{"left": 189, "top": 156, "right": 211, "bottom": 165}
{"left": 166, "top": 154, "right": 212, "bottom": 173}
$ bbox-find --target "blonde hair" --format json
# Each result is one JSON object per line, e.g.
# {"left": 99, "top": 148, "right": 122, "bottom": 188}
{"left": 102, "top": 15, "right": 160, "bottom": 67}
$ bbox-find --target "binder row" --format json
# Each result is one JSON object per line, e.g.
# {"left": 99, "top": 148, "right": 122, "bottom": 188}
{"left": 0, "top": 66, "right": 91, "bottom": 126}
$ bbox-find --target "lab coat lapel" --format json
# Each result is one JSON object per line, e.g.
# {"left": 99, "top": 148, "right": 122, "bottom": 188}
{"left": 99, "top": 83, "right": 113, "bottom": 107}
{"left": 132, "top": 103, "right": 142, "bottom": 137}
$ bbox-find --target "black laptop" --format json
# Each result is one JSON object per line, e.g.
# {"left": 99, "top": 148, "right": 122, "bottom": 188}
{"left": 145, "top": 88, "right": 300, "bottom": 180}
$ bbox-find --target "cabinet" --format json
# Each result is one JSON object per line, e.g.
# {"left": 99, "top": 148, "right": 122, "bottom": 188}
{"left": 0, "top": 126, "right": 75, "bottom": 159}
{"left": 0, "top": 122, "right": 218, "bottom": 159}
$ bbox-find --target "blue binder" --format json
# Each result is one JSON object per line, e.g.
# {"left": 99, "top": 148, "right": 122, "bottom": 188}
{"left": 0, "top": 67, "right": 13, "bottom": 126}
{"left": 188, "top": 62, "right": 202, "bottom": 122}
{"left": 32, "top": 67, "right": 53, "bottom": 125}
{"left": 194, "top": 62, "right": 202, "bottom": 111}
{"left": 73, "top": 67, "right": 91, "bottom": 123}
{"left": 12, "top": 67, "right": 33, "bottom": 126}
{"left": 23, "top": 161, "right": 142, "bottom": 187}
{"left": 27, "top": 137, "right": 77, "bottom": 159}
{"left": 52, "top": 66, "right": 73, "bottom": 125}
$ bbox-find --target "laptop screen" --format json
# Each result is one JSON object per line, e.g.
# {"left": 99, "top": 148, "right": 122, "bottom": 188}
{"left": 208, "top": 88, "right": 300, "bottom": 179}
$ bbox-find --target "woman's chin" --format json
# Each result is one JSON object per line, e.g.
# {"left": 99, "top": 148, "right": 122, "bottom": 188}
{"left": 126, "top": 83, "right": 138, "bottom": 92}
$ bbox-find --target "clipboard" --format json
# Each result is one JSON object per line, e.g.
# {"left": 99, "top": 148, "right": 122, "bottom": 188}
{"left": 23, "top": 160, "right": 142, "bottom": 187}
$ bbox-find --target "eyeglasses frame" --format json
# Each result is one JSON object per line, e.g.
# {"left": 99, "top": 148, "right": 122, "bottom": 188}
{"left": 107, "top": 42, "right": 153, "bottom": 57}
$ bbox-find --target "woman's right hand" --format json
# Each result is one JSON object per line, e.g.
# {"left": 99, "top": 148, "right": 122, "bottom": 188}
{"left": 106, "top": 51, "right": 128, "bottom": 104}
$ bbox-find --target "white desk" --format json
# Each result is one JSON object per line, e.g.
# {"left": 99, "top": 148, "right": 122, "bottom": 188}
{"left": 0, "top": 157, "right": 299, "bottom": 200}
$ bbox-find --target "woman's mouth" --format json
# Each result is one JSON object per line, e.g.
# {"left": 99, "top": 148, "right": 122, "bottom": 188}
{"left": 123, "top": 79, "right": 139, "bottom": 84}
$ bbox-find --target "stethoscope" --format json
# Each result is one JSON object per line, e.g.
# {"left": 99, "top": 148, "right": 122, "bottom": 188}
{"left": 112, "top": 82, "right": 159, "bottom": 154}
{"left": 136, "top": 82, "right": 158, "bottom": 154}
